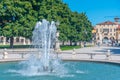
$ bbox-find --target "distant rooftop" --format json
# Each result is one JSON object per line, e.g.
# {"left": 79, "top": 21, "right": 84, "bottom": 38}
{"left": 97, "top": 21, "right": 117, "bottom": 25}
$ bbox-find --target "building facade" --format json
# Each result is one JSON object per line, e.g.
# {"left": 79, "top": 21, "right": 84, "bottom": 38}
{"left": 0, "top": 36, "right": 31, "bottom": 45}
{"left": 94, "top": 18, "right": 120, "bottom": 45}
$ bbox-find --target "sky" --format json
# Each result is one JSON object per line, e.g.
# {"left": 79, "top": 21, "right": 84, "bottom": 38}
{"left": 63, "top": 0, "right": 120, "bottom": 26}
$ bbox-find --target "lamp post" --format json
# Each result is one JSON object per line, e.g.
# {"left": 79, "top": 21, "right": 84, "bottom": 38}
{"left": 92, "top": 29, "right": 96, "bottom": 45}
{"left": 84, "top": 29, "right": 87, "bottom": 47}
{"left": 55, "top": 21, "right": 61, "bottom": 57}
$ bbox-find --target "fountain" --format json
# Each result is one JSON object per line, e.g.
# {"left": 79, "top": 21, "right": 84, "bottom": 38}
{"left": 32, "top": 19, "right": 57, "bottom": 72}
{"left": 6, "top": 19, "right": 66, "bottom": 76}
{"left": 0, "top": 19, "right": 120, "bottom": 80}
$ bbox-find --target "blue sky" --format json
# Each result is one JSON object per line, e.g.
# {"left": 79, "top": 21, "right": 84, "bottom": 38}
{"left": 63, "top": 0, "right": 120, "bottom": 26}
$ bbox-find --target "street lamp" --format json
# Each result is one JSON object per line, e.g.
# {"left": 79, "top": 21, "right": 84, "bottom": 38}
{"left": 84, "top": 29, "right": 87, "bottom": 47}
{"left": 84, "top": 29, "right": 87, "bottom": 40}
{"left": 55, "top": 21, "right": 61, "bottom": 57}
{"left": 55, "top": 20, "right": 60, "bottom": 42}
{"left": 92, "top": 29, "right": 96, "bottom": 45}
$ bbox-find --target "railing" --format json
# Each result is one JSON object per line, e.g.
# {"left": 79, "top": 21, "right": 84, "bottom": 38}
{"left": 0, "top": 49, "right": 55, "bottom": 60}
{"left": 0, "top": 49, "right": 38, "bottom": 59}
{"left": 0, "top": 49, "right": 120, "bottom": 62}
{"left": 58, "top": 50, "right": 120, "bottom": 61}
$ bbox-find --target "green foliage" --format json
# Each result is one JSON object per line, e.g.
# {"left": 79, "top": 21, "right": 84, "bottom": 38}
{"left": 0, "top": 0, "right": 37, "bottom": 37}
{"left": 0, "top": 0, "right": 93, "bottom": 47}
{"left": 0, "top": 0, "right": 37, "bottom": 47}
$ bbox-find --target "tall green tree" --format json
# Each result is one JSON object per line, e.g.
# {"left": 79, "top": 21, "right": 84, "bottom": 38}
{"left": 0, "top": 0, "right": 37, "bottom": 48}
{"left": 0, "top": 0, "right": 93, "bottom": 47}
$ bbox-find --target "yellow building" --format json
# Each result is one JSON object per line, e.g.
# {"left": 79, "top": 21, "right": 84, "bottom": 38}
{"left": 94, "top": 18, "right": 120, "bottom": 45}
{"left": 116, "top": 25, "right": 120, "bottom": 43}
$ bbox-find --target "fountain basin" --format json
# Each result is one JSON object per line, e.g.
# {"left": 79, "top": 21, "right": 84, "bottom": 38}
{"left": 0, "top": 61, "right": 120, "bottom": 80}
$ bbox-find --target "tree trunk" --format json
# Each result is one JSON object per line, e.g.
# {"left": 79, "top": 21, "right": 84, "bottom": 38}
{"left": 10, "top": 36, "right": 14, "bottom": 48}
{"left": 79, "top": 41, "right": 81, "bottom": 46}
{"left": 62, "top": 41, "right": 65, "bottom": 45}
{"left": 70, "top": 40, "right": 72, "bottom": 46}
{"left": 74, "top": 42, "right": 77, "bottom": 46}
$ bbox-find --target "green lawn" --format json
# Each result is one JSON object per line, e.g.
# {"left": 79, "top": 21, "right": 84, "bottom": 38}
{"left": 0, "top": 45, "right": 81, "bottom": 51}
{"left": 60, "top": 45, "right": 81, "bottom": 51}
{"left": 0, "top": 45, "right": 31, "bottom": 49}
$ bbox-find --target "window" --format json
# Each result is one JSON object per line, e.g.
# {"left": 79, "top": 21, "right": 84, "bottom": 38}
{"left": 114, "top": 29, "right": 116, "bottom": 32}
{"left": 104, "top": 33, "right": 108, "bottom": 35}
{"left": 100, "top": 28, "right": 102, "bottom": 32}
{"left": 114, "top": 33, "right": 116, "bottom": 36}
{"left": 16, "top": 38, "right": 19, "bottom": 42}
{"left": 103, "top": 28, "right": 109, "bottom": 32}
{"left": 110, "top": 29, "right": 112, "bottom": 32}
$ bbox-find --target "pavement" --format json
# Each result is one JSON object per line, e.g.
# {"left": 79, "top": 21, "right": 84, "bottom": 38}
{"left": 62, "top": 46, "right": 120, "bottom": 54}
{"left": 0, "top": 46, "right": 120, "bottom": 64}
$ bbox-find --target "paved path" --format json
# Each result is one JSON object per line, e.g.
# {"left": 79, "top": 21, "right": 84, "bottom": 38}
{"left": 59, "top": 46, "right": 120, "bottom": 64}
{"left": 62, "top": 46, "right": 120, "bottom": 54}
{"left": 0, "top": 46, "right": 120, "bottom": 64}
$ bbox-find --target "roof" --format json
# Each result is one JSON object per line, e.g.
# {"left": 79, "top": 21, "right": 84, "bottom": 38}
{"left": 97, "top": 21, "right": 117, "bottom": 25}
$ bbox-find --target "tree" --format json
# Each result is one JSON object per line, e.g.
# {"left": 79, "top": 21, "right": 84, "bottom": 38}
{"left": 0, "top": 0, "right": 93, "bottom": 47}
{"left": 78, "top": 13, "right": 92, "bottom": 42}
{"left": 59, "top": 23, "right": 70, "bottom": 45}
{"left": 0, "top": 0, "right": 37, "bottom": 48}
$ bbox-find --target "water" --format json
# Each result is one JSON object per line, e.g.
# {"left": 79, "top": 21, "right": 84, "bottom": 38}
{"left": 0, "top": 61, "right": 120, "bottom": 80}
{"left": 32, "top": 19, "right": 57, "bottom": 71}
{"left": 1, "top": 19, "right": 120, "bottom": 79}
{"left": 9, "top": 19, "right": 66, "bottom": 76}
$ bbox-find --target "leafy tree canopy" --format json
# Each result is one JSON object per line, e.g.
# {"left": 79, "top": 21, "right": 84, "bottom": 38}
{"left": 0, "top": 0, "right": 93, "bottom": 47}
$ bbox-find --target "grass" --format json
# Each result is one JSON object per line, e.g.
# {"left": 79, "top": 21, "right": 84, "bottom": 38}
{"left": 0, "top": 45, "right": 81, "bottom": 51}
{"left": 0, "top": 45, "right": 31, "bottom": 49}
{"left": 60, "top": 45, "right": 81, "bottom": 51}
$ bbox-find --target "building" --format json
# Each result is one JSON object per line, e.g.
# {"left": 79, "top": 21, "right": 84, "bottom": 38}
{"left": 116, "top": 24, "right": 120, "bottom": 43}
{"left": 94, "top": 18, "right": 120, "bottom": 46}
{"left": 0, "top": 36, "right": 31, "bottom": 45}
